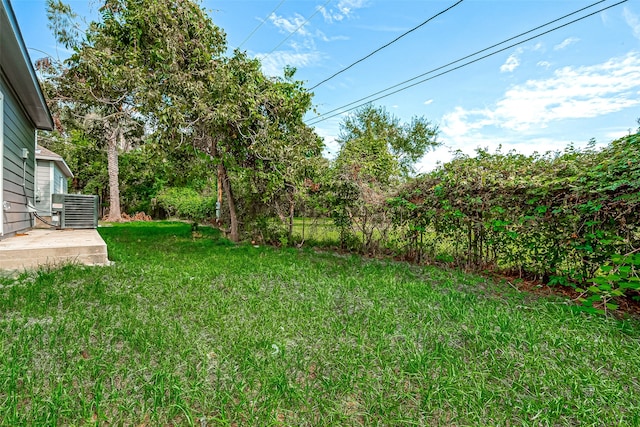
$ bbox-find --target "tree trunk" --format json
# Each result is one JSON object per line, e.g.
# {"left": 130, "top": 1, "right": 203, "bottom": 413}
{"left": 209, "top": 135, "right": 239, "bottom": 242}
{"left": 106, "top": 125, "right": 122, "bottom": 222}
{"left": 219, "top": 162, "right": 239, "bottom": 242}
{"left": 216, "top": 166, "right": 223, "bottom": 225}
{"left": 288, "top": 185, "right": 295, "bottom": 244}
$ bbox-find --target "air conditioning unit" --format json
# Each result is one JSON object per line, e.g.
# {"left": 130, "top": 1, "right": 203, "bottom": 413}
{"left": 51, "top": 194, "right": 99, "bottom": 229}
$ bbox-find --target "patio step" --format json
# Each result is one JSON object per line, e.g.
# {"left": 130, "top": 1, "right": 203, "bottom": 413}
{"left": 0, "top": 229, "right": 110, "bottom": 271}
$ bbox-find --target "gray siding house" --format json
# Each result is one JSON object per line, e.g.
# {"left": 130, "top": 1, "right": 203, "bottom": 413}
{"left": 1, "top": 0, "right": 54, "bottom": 237}
{"left": 35, "top": 147, "right": 73, "bottom": 217}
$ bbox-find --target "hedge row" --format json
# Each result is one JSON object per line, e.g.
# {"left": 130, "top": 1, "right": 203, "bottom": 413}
{"left": 391, "top": 134, "right": 640, "bottom": 313}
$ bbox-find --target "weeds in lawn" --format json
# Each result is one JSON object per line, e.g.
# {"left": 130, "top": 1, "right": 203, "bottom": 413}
{"left": 0, "top": 222, "right": 639, "bottom": 425}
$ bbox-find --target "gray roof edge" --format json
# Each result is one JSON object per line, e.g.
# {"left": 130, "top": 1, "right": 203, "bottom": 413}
{"left": 55, "top": 158, "right": 74, "bottom": 178}
{"left": 1, "top": 0, "right": 54, "bottom": 130}
{"left": 36, "top": 152, "right": 74, "bottom": 178}
{"left": 38, "top": 157, "right": 74, "bottom": 178}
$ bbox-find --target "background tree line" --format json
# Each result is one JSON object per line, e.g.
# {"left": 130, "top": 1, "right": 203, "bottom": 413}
{"left": 38, "top": 0, "right": 438, "bottom": 243}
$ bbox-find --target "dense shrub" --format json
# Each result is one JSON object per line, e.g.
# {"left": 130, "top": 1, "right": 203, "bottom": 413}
{"left": 155, "top": 187, "right": 216, "bottom": 223}
{"left": 391, "top": 133, "right": 640, "bottom": 311}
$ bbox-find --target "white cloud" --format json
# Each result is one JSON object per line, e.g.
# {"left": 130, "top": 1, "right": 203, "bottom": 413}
{"left": 337, "top": 0, "right": 367, "bottom": 15}
{"left": 623, "top": 7, "right": 640, "bottom": 40}
{"left": 442, "top": 52, "right": 640, "bottom": 135}
{"left": 319, "top": 6, "right": 336, "bottom": 23}
{"left": 315, "top": 30, "right": 349, "bottom": 43}
{"left": 257, "top": 51, "right": 322, "bottom": 76}
{"left": 500, "top": 53, "right": 520, "bottom": 73}
{"left": 323, "top": 139, "right": 340, "bottom": 158}
{"left": 269, "top": 12, "right": 310, "bottom": 37}
{"left": 289, "top": 35, "right": 319, "bottom": 52}
{"left": 268, "top": 2, "right": 357, "bottom": 54}
{"left": 415, "top": 144, "right": 458, "bottom": 173}
{"left": 440, "top": 107, "right": 494, "bottom": 137}
{"left": 423, "top": 99, "right": 433, "bottom": 105}
{"left": 320, "top": 0, "right": 368, "bottom": 23}
{"left": 553, "top": 37, "right": 580, "bottom": 50}
{"left": 537, "top": 61, "right": 551, "bottom": 69}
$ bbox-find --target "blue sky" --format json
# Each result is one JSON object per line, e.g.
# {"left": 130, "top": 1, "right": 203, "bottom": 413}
{"left": 12, "top": 0, "right": 640, "bottom": 171}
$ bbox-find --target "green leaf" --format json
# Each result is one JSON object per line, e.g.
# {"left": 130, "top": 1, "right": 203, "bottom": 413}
{"left": 592, "top": 276, "right": 609, "bottom": 285}
{"left": 618, "top": 266, "right": 631, "bottom": 274}
{"left": 619, "top": 281, "right": 640, "bottom": 290}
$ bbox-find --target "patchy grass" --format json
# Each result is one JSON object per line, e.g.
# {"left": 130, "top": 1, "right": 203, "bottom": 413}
{"left": 1, "top": 221, "right": 639, "bottom": 426}
{"left": 291, "top": 217, "right": 340, "bottom": 246}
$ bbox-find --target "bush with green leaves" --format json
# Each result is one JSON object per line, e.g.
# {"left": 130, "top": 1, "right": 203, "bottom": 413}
{"left": 391, "top": 132, "right": 640, "bottom": 311}
{"left": 155, "top": 187, "right": 216, "bottom": 224}
{"left": 581, "top": 252, "right": 640, "bottom": 314}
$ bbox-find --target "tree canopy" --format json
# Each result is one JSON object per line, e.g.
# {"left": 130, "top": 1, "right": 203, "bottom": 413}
{"left": 334, "top": 104, "right": 440, "bottom": 185}
{"left": 42, "top": 0, "right": 322, "bottom": 240}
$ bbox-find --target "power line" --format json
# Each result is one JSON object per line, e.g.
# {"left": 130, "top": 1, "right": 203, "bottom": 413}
{"left": 306, "top": 0, "right": 624, "bottom": 126}
{"left": 309, "top": 0, "right": 465, "bottom": 91}
{"left": 307, "top": 0, "right": 608, "bottom": 123}
{"left": 237, "top": 0, "right": 287, "bottom": 50}
{"left": 266, "top": 0, "right": 332, "bottom": 55}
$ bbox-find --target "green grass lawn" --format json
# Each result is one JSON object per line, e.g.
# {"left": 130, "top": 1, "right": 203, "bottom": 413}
{"left": 1, "top": 222, "right": 639, "bottom": 426}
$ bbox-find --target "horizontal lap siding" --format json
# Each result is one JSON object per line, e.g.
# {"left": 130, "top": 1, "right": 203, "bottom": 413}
{"left": 53, "top": 164, "right": 67, "bottom": 194}
{"left": 1, "top": 76, "right": 36, "bottom": 235}
{"left": 35, "top": 160, "right": 51, "bottom": 215}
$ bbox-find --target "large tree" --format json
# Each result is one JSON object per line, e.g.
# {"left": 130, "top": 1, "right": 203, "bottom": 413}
{"left": 123, "top": 11, "right": 318, "bottom": 241}
{"left": 87, "top": 0, "right": 228, "bottom": 226}
{"left": 207, "top": 57, "right": 322, "bottom": 241}
{"left": 45, "top": 0, "right": 148, "bottom": 221}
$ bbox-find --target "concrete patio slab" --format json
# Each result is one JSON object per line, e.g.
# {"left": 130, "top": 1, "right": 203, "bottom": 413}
{"left": 0, "top": 228, "right": 110, "bottom": 271}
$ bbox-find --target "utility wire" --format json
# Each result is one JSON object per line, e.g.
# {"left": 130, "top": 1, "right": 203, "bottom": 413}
{"left": 307, "top": 0, "right": 607, "bottom": 123}
{"left": 309, "top": 0, "right": 464, "bottom": 90}
{"left": 237, "top": 0, "right": 287, "bottom": 49}
{"left": 266, "top": 0, "right": 332, "bottom": 55}
{"left": 306, "top": 0, "right": 623, "bottom": 126}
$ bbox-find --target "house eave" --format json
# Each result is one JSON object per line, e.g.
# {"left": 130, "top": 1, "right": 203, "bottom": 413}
{"left": 54, "top": 159, "right": 74, "bottom": 178}
{"left": 36, "top": 154, "right": 74, "bottom": 178}
{"left": 0, "top": 0, "right": 54, "bottom": 131}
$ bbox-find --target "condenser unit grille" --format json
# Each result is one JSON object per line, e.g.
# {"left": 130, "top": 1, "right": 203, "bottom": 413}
{"left": 51, "top": 194, "right": 99, "bottom": 229}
